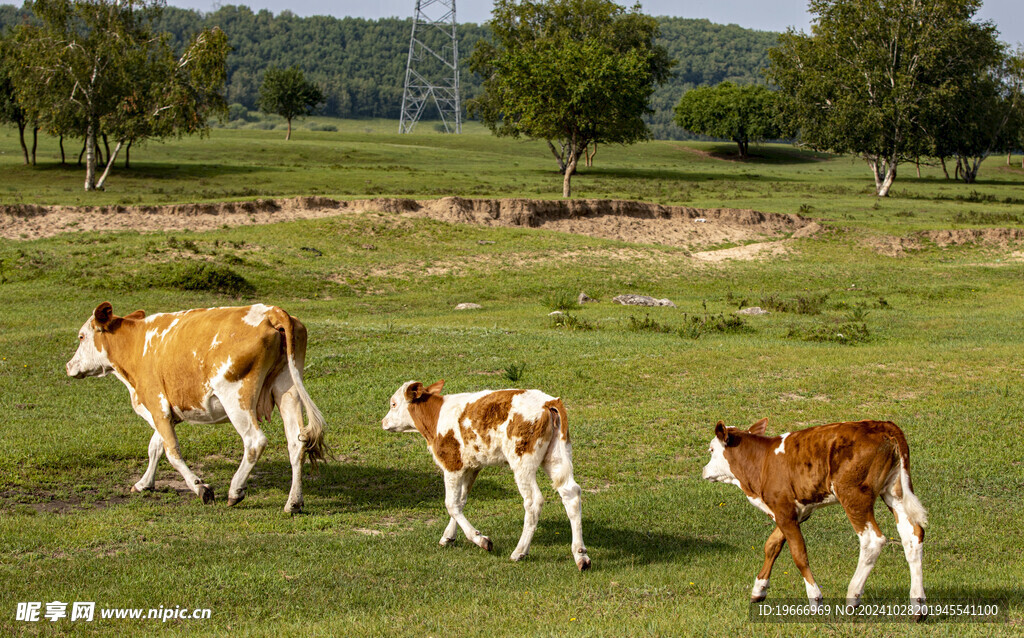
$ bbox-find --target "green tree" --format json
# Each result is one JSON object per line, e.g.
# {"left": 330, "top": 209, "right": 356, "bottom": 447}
{"left": 673, "top": 82, "right": 787, "bottom": 158}
{"left": 258, "top": 66, "right": 324, "bottom": 140}
{"left": 767, "top": 0, "right": 999, "bottom": 196}
{"left": 469, "top": 0, "right": 672, "bottom": 197}
{"left": 0, "top": 35, "right": 32, "bottom": 164}
{"left": 12, "top": 0, "right": 228, "bottom": 190}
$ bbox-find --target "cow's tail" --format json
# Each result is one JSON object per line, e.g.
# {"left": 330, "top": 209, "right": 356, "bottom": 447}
{"left": 271, "top": 308, "right": 328, "bottom": 467}
{"left": 890, "top": 429, "right": 927, "bottom": 529}
{"left": 543, "top": 398, "right": 573, "bottom": 488}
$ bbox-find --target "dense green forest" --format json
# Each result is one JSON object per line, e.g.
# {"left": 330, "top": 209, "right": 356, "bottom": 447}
{"left": 0, "top": 4, "right": 776, "bottom": 139}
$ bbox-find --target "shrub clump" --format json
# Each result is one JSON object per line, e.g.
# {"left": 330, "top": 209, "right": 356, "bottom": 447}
{"left": 760, "top": 292, "right": 829, "bottom": 315}
{"left": 787, "top": 320, "right": 869, "bottom": 344}
{"left": 158, "top": 262, "right": 255, "bottom": 296}
{"left": 551, "top": 312, "right": 595, "bottom": 331}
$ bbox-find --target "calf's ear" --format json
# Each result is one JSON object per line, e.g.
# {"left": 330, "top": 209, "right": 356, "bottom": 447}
{"left": 405, "top": 382, "right": 425, "bottom": 401}
{"left": 94, "top": 302, "right": 114, "bottom": 328}
{"left": 124, "top": 310, "right": 146, "bottom": 320}
{"left": 748, "top": 418, "right": 768, "bottom": 436}
{"left": 715, "top": 421, "right": 736, "bottom": 447}
{"left": 425, "top": 379, "right": 445, "bottom": 395}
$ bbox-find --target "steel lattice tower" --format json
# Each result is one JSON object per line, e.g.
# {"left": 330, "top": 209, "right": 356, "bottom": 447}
{"left": 399, "top": 0, "right": 461, "bottom": 134}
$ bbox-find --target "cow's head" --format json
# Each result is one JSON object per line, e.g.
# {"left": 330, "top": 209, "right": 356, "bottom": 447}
{"left": 382, "top": 380, "right": 445, "bottom": 432}
{"left": 66, "top": 302, "right": 144, "bottom": 379}
{"left": 701, "top": 418, "right": 767, "bottom": 485}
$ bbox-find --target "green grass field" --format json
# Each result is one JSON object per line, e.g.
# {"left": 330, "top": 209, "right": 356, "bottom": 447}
{"left": 1, "top": 122, "right": 1023, "bottom": 636}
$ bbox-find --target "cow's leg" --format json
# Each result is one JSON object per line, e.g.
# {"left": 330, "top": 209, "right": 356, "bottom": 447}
{"left": 223, "top": 402, "right": 268, "bottom": 507}
{"left": 542, "top": 443, "right": 590, "bottom": 571}
{"left": 510, "top": 465, "right": 544, "bottom": 562}
{"left": 132, "top": 430, "right": 165, "bottom": 493}
{"left": 440, "top": 468, "right": 479, "bottom": 546}
{"left": 778, "top": 520, "right": 822, "bottom": 607}
{"left": 752, "top": 526, "right": 787, "bottom": 601}
{"left": 443, "top": 470, "right": 492, "bottom": 551}
{"left": 276, "top": 383, "right": 306, "bottom": 513}
{"left": 152, "top": 416, "right": 213, "bottom": 504}
{"left": 843, "top": 512, "right": 886, "bottom": 608}
{"left": 883, "top": 493, "right": 927, "bottom": 620}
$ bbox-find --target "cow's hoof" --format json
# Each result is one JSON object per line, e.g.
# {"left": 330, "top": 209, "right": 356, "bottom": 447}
{"left": 439, "top": 537, "right": 457, "bottom": 547}
{"left": 197, "top": 484, "right": 215, "bottom": 504}
{"left": 480, "top": 536, "right": 493, "bottom": 552}
{"left": 576, "top": 555, "right": 592, "bottom": 571}
{"left": 510, "top": 551, "right": 527, "bottom": 562}
{"left": 227, "top": 493, "right": 245, "bottom": 507}
{"left": 284, "top": 501, "right": 303, "bottom": 514}
{"left": 751, "top": 594, "right": 767, "bottom": 603}
{"left": 130, "top": 485, "right": 152, "bottom": 494}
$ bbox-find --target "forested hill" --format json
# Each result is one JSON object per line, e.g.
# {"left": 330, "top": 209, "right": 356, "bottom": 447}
{"left": 0, "top": 4, "right": 778, "bottom": 139}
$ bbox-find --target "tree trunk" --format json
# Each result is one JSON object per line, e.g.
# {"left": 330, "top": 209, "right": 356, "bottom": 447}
{"left": 915, "top": 159, "right": 921, "bottom": 179}
{"left": 562, "top": 142, "right": 583, "bottom": 198}
{"left": 867, "top": 155, "right": 897, "bottom": 197}
{"left": 1009, "top": 152, "right": 1013, "bottom": 166}
{"left": 286, "top": 118, "right": 292, "bottom": 140}
{"left": 17, "top": 121, "right": 29, "bottom": 165}
{"left": 546, "top": 140, "right": 567, "bottom": 173}
{"left": 31, "top": 126, "right": 38, "bottom": 166}
{"left": 940, "top": 157, "right": 950, "bottom": 180}
{"left": 585, "top": 141, "right": 597, "bottom": 167}
{"left": 125, "top": 139, "right": 133, "bottom": 169}
{"left": 102, "top": 133, "right": 110, "bottom": 162}
{"left": 84, "top": 120, "right": 97, "bottom": 191}
{"left": 59, "top": 135, "right": 65, "bottom": 165}
{"left": 96, "top": 139, "right": 125, "bottom": 190}
{"left": 78, "top": 139, "right": 86, "bottom": 166}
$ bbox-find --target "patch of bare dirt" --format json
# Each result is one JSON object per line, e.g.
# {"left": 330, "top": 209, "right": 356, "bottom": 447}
{"left": 692, "top": 240, "right": 792, "bottom": 263}
{"left": 863, "top": 228, "right": 1024, "bottom": 256}
{"left": 0, "top": 196, "right": 811, "bottom": 254}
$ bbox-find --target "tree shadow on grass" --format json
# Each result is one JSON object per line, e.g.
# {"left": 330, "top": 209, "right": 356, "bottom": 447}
{"left": 25, "top": 161, "right": 264, "bottom": 181}
{"left": 579, "top": 166, "right": 793, "bottom": 184}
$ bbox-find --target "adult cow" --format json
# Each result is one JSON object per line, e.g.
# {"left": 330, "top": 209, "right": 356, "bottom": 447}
{"left": 66, "top": 302, "right": 327, "bottom": 512}
{"left": 702, "top": 418, "right": 928, "bottom": 620}
{"left": 382, "top": 380, "right": 591, "bottom": 570}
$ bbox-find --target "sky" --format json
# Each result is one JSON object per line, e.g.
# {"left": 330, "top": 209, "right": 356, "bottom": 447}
{"left": 165, "top": 0, "right": 1024, "bottom": 46}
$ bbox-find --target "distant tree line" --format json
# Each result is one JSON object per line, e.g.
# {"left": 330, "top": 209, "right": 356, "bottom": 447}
{"left": 0, "top": 5, "right": 778, "bottom": 139}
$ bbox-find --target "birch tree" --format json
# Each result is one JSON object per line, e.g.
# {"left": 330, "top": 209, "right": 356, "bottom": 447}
{"left": 767, "top": 0, "right": 998, "bottom": 196}
{"left": 469, "top": 0, "right": 672, "bottom": 198}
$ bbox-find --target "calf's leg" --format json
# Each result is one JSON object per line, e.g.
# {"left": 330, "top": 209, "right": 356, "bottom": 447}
{"left": 752, "top": 526, "right": 787, "bottom": 601}
{"left": 884, "top": 493, "right": 927, "bottom": 621}
{"left": 276, "top": 382, "right": 306, "bottom": 513}
{"left": 223, "top": 400, "right": 268, "bottom": 507}
{"left": 778, "top": 520, "right": 822, "bottom": 607}
{"left": 843, "top": 513, "right": 886, "bottom": 607}
{"left": 542, "top": 443, "right": 590, "bottom": 570}
{"left": 509, "top": 467, "right": 544, "bottom": 561}
{"left": 132, "top": 430, "right": 165, "bottom": 492}
{"left": 443, "top": 471, "right": 492, "bottom": 551}
{"left": 440, "top": 468, "right": 479, "bottom": 546}
{"left": 152, "top": 415, "right": 213, "bottom": 504}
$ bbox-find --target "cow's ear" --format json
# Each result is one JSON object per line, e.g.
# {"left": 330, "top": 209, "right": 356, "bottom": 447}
{"left": 425, "top": 379, "right": 445, "bottom": 395}
{"left": 94, "top": 302, "right": 114, "bottom": 328}
{"left": 748, "top": 418, "right": 768, "bottom": 436}
{"left": 405, "top": 382, "right": 425, "bottom": 402}
{"left": 715, "top": 421, "right": 728, "bottom": 442}
{"left": 124, "top": 309, "right": 146, "bottom": 320}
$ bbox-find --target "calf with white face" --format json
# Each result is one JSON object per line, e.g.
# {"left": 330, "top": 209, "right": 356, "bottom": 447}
{"left": 382, "top": 380, "right": 591, "bottom": 570}
{"left": 703, "top": 418, "right": 928, "bottom": 621}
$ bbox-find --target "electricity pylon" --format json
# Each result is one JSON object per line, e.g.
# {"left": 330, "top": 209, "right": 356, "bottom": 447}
{"left": 399, "top": 0, "right": 461, "bottom": 134}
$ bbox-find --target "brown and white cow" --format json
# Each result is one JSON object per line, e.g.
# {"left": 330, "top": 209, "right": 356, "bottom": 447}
{"left": 66, "top": 302, "right": 327, "bottom": 512}
{"left": 702, "top": 419, "right": 928, "bottom": 619}
{"left": 382, "top": 381, "right": 591, "bottom": 570}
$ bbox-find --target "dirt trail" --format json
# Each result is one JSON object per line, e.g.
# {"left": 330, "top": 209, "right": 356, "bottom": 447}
{"left": 0, "top": 196, "right": 811, "bottom": 250}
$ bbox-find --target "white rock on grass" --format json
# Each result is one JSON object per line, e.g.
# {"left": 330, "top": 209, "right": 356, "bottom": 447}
{"left": 736, "top": 307, "right": 769, "bottom": 316}
{"left": 612, "top": 294, "right": 676, "bottom": 308}
{"left": 455, "top": 303, "right": 482, "bottom": 310}
{"left": 578, "top": 292, "right": 595, "bottom": 304}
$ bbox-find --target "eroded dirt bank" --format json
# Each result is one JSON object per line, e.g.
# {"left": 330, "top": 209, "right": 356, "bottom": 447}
{"left": 0, "top": 196, "right": 811, "bottom": 249}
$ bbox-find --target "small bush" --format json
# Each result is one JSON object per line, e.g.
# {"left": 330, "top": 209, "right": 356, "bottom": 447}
{"left": 951, "top": 210, "right": 1022, "bottom": 224}
{"left": 678, "top": 312, "right": 751, "bottom": 339}
{"left": 545, "top": 290, "right": 578, "bottom": 311}
{"left": 551, "top": 312, "right": 595, "bottom": 331}
{"left": 158, "top": 262, "right": 255, "bottom": 296}
{"left": 760, "top": 292, "right": 828, "bottom": 315}
{"left": 502, "top": 362, "right": 527, "bottom": 383}
{"left": 628, "top": 314, "right": 673, "bottom": 334}
{"left": 787, "top": 320, "right": 869, "bottom": 344}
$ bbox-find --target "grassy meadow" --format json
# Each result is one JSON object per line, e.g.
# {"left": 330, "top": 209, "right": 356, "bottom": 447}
{"left": 1, "top": 122, "right": 1023, "bottom": 636}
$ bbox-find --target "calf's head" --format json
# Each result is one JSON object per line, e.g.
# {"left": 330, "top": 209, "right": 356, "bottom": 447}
{"left": 382, "top": 380, "right": 445, "bottom": 433}
{"left": 66, "top": 302, "right": 119, "bottom": 379}
{"left": 701, "top": 418, "right": 767, "bottom": 485}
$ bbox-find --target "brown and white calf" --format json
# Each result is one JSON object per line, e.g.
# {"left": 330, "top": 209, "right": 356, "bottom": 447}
{"left": 382, "top": 381, "right": 591, "bottom": 570}
{"left": 702, "top": 419, "right": 928, "bottom": 618}
{"left": 66, "top": 302, "right": 327, "bottom": 512}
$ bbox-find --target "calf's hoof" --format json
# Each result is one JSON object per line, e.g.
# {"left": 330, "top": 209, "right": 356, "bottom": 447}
{"left": 130, "top": 485, "right": 152, "bottom": 494}
{"left": 751, "top": 593, "right": 767, "bottom": 603}
{"left": 510, "top": 551, "right": 527, "bottom": 562}
{"left": 284, "top": 499, "right": 303, "bottom": 514}
{"left": 197, "top": 484, "right": 215, "bottom": 505}
{"left": 479, "top": 535, "right": 493, "bottom": 552}
{"left": 912, "top": 598, "right": 928, "bottom": 623}
{"left": 439, "top": 537, "right": 457, "bottom": 547}
{"left": 576, "top": 555, "right": 592, "bottom": 571}
{"left": 227, "top": 493, "right": 245, "bottom": 507}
